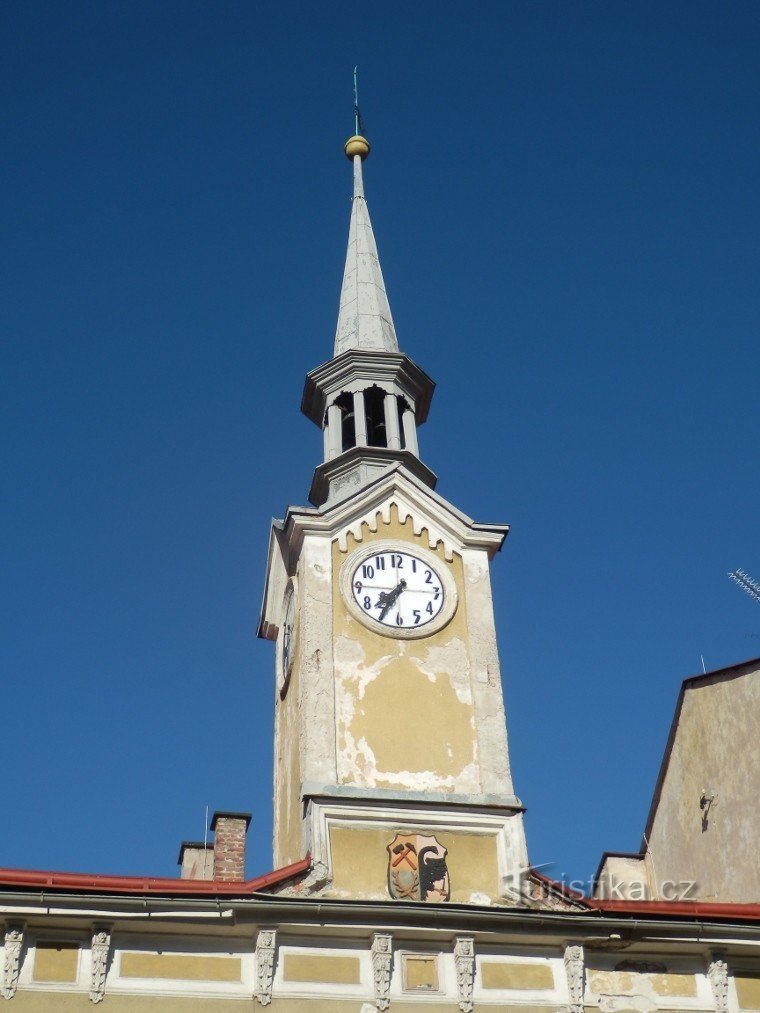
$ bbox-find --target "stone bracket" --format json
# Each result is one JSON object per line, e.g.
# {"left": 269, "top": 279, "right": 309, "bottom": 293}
{"left": 255, "top": 929, "right": 277, "bottom": 1006}
{"left": 89, "top": 924, "right": 112, "bottom": 1004}
{"left": 564, "top": 943, "right": 585, "bottom": 1013}
{"left": 454, "top": 936, "right": 475, "bottom": 1012}
{"left": 708, "top": 953, "right": 729, "bottom": 1013}
{"left": 2, "top": 923, "right": 24, "bottom": 1000}
{"left": 372, "top": 932, "right": 393, "bottom": 1010}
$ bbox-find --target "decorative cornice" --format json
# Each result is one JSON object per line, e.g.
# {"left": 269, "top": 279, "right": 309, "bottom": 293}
{"left": 309, "top": 447, "right": 437, "bottom": 509}
{"left": 302, "top": 349, "right": 435, "bottom": 426}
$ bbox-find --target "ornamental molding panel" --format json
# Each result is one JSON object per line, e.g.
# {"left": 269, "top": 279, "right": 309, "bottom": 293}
{"left": 708, "top": 955, "right": 729, "bottom": 1013}
{"left": 2, "top": 924, "right": 24, "bottom": 1000}
{"left": 308, "top": 798, "right": 524, "bottom": 902}
{"left": 564, "top": 943, "right": 585, "bottom": 1013}
{"left": 89, "top": 925, "right": 112, "bottom": 1004}
{"left": 454, "top": 936, "right": 475, "bottom": 1013}
{"left": 334, "top": 496, "right": 458, "bottom": 561}
{"left": 371, "top": 933, "right": 393, "bottom": 1010}
{"left": 255, "top": 929, "right": 277, "bottom": 1006}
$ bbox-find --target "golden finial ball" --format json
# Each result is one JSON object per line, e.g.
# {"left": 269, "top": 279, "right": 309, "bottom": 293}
{"left": 344, "top": 135, "right": 370, "bottom": 160}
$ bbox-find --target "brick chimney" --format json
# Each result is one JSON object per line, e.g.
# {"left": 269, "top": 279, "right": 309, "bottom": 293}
{"left": 210, "top": 811, "right": 252, "bottom": 882}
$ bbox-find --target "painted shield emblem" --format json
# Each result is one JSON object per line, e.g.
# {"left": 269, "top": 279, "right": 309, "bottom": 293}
{"left": 387, "top": 834, "right": 450, "bottom": 902}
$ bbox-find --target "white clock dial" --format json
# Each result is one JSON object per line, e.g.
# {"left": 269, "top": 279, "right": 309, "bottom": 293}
{"left": 277, "top": 582, "right": 297, "bottom": 697}
{"left": 340, "top": 542, "right": 457, "bottom": 638}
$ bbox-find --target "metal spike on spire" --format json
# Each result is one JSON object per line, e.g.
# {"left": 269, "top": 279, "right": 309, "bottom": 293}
{"left": 353, "top": 66, "right": 366, "bottom": 137}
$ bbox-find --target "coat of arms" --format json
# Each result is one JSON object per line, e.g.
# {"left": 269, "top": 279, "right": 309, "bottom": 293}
{"left": 387, "top": 833, "right": 450, "bottom": 902}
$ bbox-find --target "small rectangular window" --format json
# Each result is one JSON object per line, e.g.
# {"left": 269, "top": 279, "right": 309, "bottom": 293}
{"left": 402, "top": 953, "right": 439, "bottom": 992}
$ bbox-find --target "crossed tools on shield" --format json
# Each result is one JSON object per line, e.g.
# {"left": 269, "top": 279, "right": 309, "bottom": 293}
{"left": 391, "top": 842, "right": 418, "bottom": 869}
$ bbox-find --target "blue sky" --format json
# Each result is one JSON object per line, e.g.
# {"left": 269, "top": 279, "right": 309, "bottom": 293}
{"left": 2, "top": 1, "right": 759, "bottom": 886}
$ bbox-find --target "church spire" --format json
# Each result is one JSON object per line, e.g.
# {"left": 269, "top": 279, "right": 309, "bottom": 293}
{"left": 301, "top": 120, "right": 436, "bottom": 508}
{"left": 334, "top": 136, "right": 399, "bottom": 356}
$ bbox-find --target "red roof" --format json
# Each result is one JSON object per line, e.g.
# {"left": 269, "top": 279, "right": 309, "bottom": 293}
{"left": 533, "top": 869, "right": 760, "bottom": 921}
{"left": 0, "top": 855, "right": 310, "bottom": 896}
{"left": 586, "top": 896, "right": 760, "bottom": 920}
{"left": 0, "top": 859, "right": 759, "bottom": 921}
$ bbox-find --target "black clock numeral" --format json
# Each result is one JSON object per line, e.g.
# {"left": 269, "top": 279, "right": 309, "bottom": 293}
{"left": 424, "top": 569, "right": 432, "bottom": 584}
{"left": 390, "top": 553, "right": 403, "bottom": 568}
{"left": 413, "top": 609, "right": 421, "bottom": 625}
{"left": 362, "top": 564, "right": 375, "bottom": 579}
{"left": 425, "top": 602, "right": 434, "bottom": 615}
{"left": 396, "top": 612, "right": 404, "bottom": 626}
{"left": 375, "top": 555, "right": 386, "bottom": 570}
{"left": 363, "top": 596, "right": 372, "bottom": 610}
{"left": 433, "top": 586, "right": 440, "bottom": 599}
{"left": 354, "top": 580, "right": 362, "bottom": 593}
{"left": 411, "top": 558, "right": 417, "bottom": 573}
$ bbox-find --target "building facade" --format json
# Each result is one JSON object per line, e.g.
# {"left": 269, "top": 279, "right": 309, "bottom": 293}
{"left": 1, "top": 130, "right": 759, "bottom": 1011}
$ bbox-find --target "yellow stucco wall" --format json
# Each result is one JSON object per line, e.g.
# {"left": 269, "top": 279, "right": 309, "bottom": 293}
{"left": 403, "top": 954, "right": 438, "bottom": 989}
{"left": 10, "top": 996, "right": 564, "bottom": 1012}
{"left": 332, "top": 508, "right": 480, "bottom": 794}
{"left": 12, "top": 997, "right": 248, "bottom": 1012}
{"left": 33, "top": 942, "right": 79, "bottom": 982}
{"left": 587, "top": 970, "right": 697, "bottom": 998}
{"left": 736, "top": 974, "right": 760, "bottom": 1010}
{"left": 328, "top": 823, "right": 500, "bottom": 902}
{"left": 119, "top": 953, "right": 241, "bottom": 982}
{"left": 480, "top": 961, "right": 554, "bottom": 990}
{"left": 282, "top": 953, "right": 361, "bottom": 984}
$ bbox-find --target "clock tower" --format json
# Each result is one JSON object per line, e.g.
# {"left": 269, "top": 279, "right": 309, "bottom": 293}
{"left": 259, "top": 132, "right": 528, "bottom": 905}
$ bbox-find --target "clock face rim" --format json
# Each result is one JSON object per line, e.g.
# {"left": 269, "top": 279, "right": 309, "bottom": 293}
{"left": 276, "top": 579, "right": 298, "bottom": 698}
{"left": 339, "top": 540, "right": 458, "bottom": 640}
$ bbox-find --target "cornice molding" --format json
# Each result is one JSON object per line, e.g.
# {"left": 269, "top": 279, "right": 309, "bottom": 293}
{"left": 302, "top": 349, "right": 435, "bottom": 426}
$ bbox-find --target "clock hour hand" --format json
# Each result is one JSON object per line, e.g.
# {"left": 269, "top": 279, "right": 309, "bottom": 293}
{"left": 377, "top": 579, "right": 407, "bottom": 620}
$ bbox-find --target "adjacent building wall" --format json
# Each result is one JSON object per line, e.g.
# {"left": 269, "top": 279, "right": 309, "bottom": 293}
{"left": 642, "top": 660, "right": 760, "bottom": 902}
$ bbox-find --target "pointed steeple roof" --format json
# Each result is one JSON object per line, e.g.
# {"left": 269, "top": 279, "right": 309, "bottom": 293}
{"left": 301, "top": 130, "right": 436, "bottom": 508}
{"left": 334, "top": 139, "right": 399, "bottom": 356}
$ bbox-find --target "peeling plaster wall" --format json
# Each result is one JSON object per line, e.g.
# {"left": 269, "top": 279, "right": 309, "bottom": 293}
{"left": 646, "top": 662, "right": 760, "bottom": 902}
{"left": 271, "top": 497, "right": 519, "bottom": 869}
{"left": 585, "top": 964, "right": 704, "bottom": 1013}
{"left": 331, "top": 509, "right": 491, "bottom": 794}
{"left": 273, "top": 538, "right": 339, "bottom": 869}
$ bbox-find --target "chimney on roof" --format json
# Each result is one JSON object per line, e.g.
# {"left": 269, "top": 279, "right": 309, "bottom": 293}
{"left": 211, "top": 811, "right": 252, "bottom": 882}
{"left": 177, "top": 841, "right": 214, "bottom": 881}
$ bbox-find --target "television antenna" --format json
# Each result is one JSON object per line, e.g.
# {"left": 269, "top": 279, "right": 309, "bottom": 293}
{"left": 728, "top": 568, "right": 760, "bottom": 604}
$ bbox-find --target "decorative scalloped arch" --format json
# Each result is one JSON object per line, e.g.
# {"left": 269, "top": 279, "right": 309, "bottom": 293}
{"left": 334, "top": 497, "right": 456, "bottom": 561}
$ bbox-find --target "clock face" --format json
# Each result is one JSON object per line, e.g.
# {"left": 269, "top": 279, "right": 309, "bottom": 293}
{"left": 342, "top": 543, "right": 456, "bottom": 637}
{"left": 277, "top": 582, "right": 297, "bottom": 697}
